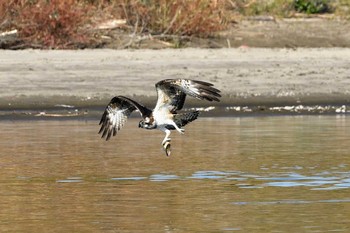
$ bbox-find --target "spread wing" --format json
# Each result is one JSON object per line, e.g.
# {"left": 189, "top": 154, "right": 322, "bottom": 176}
{"left": 98, "top": 96, "right": 151, "bottom": 141}
{"left": 154, "top": 79, "right": 221, "bottom": 113}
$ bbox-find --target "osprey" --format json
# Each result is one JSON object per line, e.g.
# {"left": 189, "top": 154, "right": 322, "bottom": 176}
{"left": 98, "top": 79, "right": 221, "bottom": 156}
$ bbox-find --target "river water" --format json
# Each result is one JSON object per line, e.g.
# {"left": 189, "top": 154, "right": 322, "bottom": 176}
{"left": 0, "top": 115, "right": 349, "bottom": 232}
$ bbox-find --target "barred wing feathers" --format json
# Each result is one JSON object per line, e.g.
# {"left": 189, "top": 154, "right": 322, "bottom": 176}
{"left": 155, "top": 79, "right": 221, "bottom": 113}
{"left": 98, "top": 96, "right": 151, "bottom": 141}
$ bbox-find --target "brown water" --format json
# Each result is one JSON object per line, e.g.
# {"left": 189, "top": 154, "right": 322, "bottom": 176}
{"left": 0, "top": 115, "right": 350, "bottom": 232}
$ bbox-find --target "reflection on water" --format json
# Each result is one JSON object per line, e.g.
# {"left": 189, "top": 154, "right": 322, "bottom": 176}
{"left": 0, "top": 115, "right": 349, "bottom": 232}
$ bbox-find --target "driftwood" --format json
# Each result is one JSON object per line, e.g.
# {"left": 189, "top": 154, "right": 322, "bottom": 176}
{"left": 0, "top": 29, "right": 22, "bottom": 49}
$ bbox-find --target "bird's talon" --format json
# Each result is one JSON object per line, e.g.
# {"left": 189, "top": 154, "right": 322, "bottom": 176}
{"left": 162, "top": 138, "right": 171, "bottom": 146}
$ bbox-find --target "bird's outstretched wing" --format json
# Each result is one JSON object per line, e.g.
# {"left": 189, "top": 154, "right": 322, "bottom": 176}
{"left": 98, "top": 96, "right": 151, "bottom": 141}
{"left": 154, "top": 79, "right": 221, "bottom": 112}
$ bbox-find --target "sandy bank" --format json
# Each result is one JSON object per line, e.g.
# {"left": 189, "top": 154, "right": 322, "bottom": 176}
{"left": 1, "top": 48, "right": 349, "bottom": 117}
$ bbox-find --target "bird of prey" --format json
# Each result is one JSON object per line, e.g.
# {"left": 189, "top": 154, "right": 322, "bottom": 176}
{"left": 98, "top": 79, "right": 221, "bottom": 156}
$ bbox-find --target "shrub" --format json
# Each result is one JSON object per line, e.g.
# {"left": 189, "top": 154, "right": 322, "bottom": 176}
{"left": 14, "top": 0, "right": 92, "bottom": 48}
{"left": 121, "top": 0, "right": 227, "bottom": 37}
{"left": 1, "top": 0, "right": 99, "bottom": 48}
{"left": 1, "top": 0, "right": 228, "bottom": 48}
{"left": 294, "top": 0, "right": 331, "bottom": 14}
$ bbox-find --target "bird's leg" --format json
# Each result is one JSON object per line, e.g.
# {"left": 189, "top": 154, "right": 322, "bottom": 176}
{"left": 171, "top": 121, "right": 185, "bottom": 134}
{"left": 162, "top": 129, "right": 171, "bottom": 156}
{"left": 162, "top": 129, "right": 171, "bottom": 145}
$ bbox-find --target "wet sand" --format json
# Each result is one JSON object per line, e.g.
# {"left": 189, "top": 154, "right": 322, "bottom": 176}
{"left": 1, "top": 48, "right": 350, "bottom": 116}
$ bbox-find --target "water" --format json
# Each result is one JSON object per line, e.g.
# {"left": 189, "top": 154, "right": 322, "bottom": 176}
{"left": 0, "top": 115, "right": 349, "bottom": 232}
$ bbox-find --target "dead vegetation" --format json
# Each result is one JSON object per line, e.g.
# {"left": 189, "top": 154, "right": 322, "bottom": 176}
{"left": 0, "top": 0, "right": 229, "bottom": 49}
{"left": 0, "top": 0, "right": 349, "bottom": 49}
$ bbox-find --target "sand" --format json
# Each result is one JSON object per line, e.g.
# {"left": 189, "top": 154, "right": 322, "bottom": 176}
{"left": 1, "top": 48, "right": 350, "bottom": 115}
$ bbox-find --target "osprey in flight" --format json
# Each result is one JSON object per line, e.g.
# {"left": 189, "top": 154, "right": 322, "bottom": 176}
{"left": 98, "top": 79, "right": 221, "bottom": 156}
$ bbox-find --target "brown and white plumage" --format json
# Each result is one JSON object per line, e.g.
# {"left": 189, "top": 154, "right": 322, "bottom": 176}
{"left": 98, "top": 79, "right": 221, "bottom": 156}
{"left": 98, "top": 96, "right": 150, "bottom": 141}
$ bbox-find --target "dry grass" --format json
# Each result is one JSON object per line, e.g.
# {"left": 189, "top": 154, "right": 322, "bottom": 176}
{"left": 332, "top": 0, "right": 350, "bottom": 19}
{"left": 1, "top": 0, "right": 349, "bottom": 49}
{"left": 121, "top": 0, "right": 227, "bottom": 37}
{"left": 233, "top": 0, "right": 296, "bottom": 17}
{"left": 1, "top": 0, "right": 96, "bottom": 48}
{"left": 0, "top": 0, "right": 228, "bottom": 48}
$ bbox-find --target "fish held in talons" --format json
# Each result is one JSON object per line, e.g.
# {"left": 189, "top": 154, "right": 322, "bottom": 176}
{"left": 163, "top": 141, "right": 171, "bottom": 156}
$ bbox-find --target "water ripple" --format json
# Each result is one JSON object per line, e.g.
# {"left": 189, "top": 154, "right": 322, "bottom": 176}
{"left": 109, "top": 169, "right": 350, "bottom": 190}
{"left": 188, "top": 170, "right": 242, "bottom": 180}
{"left": 149, "top": 174, "right": 180, "bottom": 182}
{"left": 56, "top": 177, "right": 83, "bottom": 183}
{"left": 232, "top": 199, "right": 350, "bottom": 205}
{"left": 111, "top": 177, "right": 147, "bottom": 181}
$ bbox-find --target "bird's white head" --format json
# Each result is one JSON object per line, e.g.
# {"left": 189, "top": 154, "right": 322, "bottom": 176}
{"left": 138, "top": 117, "right": 156, "bottom": 130}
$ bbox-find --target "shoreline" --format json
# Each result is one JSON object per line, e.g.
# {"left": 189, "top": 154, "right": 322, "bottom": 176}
{"left": 1, "top": 48, "right": 350, "bottom": 118}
